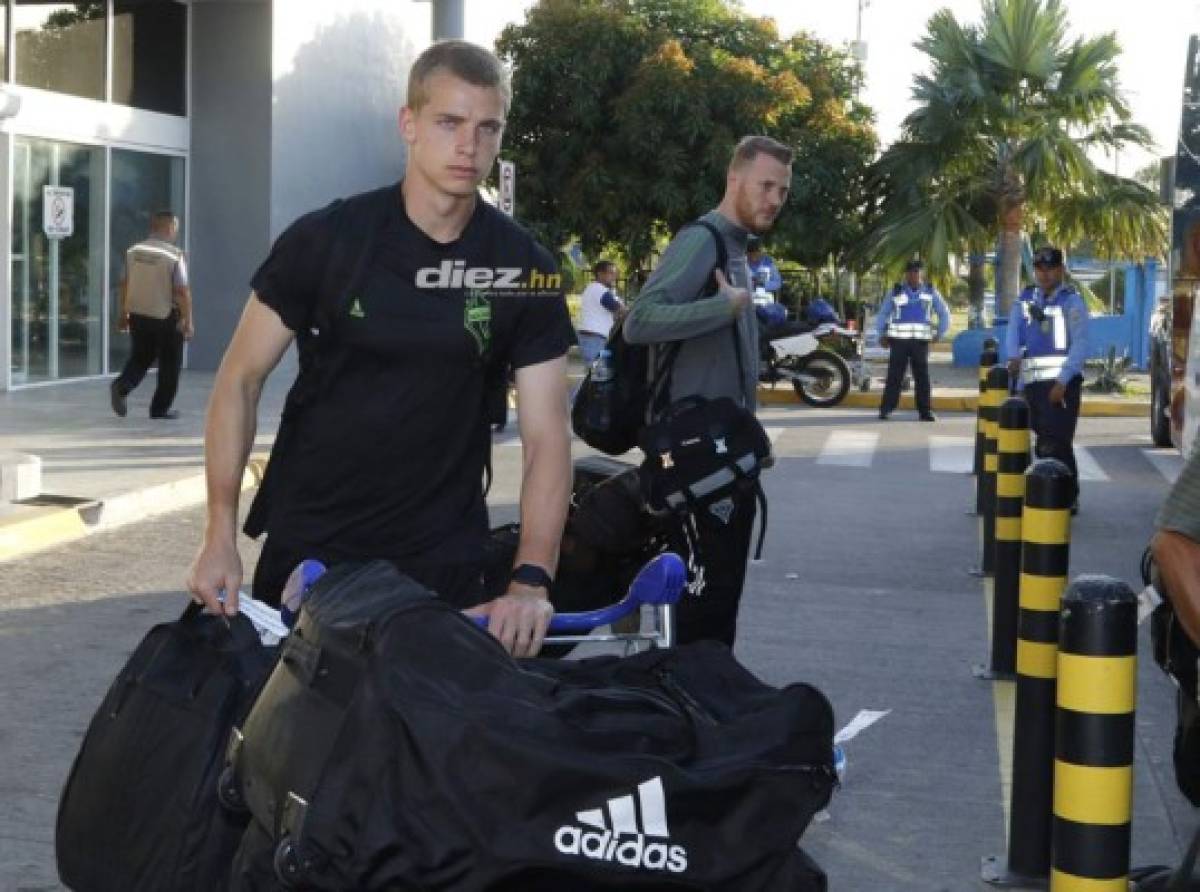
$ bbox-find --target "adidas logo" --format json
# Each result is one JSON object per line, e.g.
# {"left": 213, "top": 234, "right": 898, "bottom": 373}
{"left": 554, "top": 776, "right": 688, "bottom": 874}
{"left": 348, "top": 298, "right": 365, "bottom": 318}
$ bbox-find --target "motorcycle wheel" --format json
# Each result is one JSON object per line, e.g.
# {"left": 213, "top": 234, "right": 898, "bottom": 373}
{"left": 792, "top": 349, "right": 851, "bottom": 407}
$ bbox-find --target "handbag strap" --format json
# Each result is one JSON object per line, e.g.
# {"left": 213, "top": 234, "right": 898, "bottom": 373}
{"left": 688, "top": 219, "right": 749, "bottom": 409}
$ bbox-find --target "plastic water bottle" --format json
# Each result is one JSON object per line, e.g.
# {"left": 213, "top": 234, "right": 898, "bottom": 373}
{"left": 587, "top": 349, "right": 614, "bottom": 432}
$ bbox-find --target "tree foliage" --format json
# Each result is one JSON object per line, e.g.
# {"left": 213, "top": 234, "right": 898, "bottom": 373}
{"left": 494, "top": 0, "right": 876, "bottom": 275}
{"left": 859, "top": 0, "right": 1166, "bottom": 316}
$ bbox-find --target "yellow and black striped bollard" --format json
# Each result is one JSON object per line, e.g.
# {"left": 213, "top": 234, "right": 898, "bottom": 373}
{"left": 982, "top": 457, "right": 1072, "bottom": 885}
{"left": 1051, "top": 575, "right": 1138, "bottom": 891}
{"left": 973, "top": 364, "right": 1009, "bottom": 576}
{"left": 981, "top": 397, "right": 1030, "bottom": 680}
{"left": 973, "top": 339, "right": 999, "bottom": 485}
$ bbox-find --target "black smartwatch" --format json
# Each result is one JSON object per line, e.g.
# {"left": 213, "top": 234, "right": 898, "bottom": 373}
{"left": 510, "top": 563, "right": 553, "bottom": 590}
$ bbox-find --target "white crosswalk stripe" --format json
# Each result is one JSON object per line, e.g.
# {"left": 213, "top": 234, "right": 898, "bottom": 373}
{"left": 929, "top": 436, "right": 974, "bottom": 474}
{"left": 766, "top": 427, "right": 785, "bottom": 447}
{"left": 817, "top": 431, "right": 879, "bottom": 468}
{"left": 1073, "top": 446, "right": 1109, "bottom": 482}
{"left": 796, "top": 428, "right": 1178, "bottom": 485}
{"left": 1143, "top": 449, "right": 1183, "bottom": 484}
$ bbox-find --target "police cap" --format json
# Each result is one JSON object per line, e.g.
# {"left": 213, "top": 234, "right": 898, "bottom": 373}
{"left": 1032, "top": 246, "right": 1064, "bottom": 268}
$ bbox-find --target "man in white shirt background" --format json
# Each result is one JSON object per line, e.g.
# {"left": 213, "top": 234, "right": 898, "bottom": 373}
{"left": 576, "top": 259, "right": 624, "bottom": 366}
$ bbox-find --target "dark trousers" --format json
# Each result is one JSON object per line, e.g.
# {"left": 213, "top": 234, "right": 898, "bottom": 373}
{"left": 115, "top": 312, "right": 183, "bottom": 416}
{"left": 667, "top": 488, "right": 757, "bottom": 648}
{"left": 1024, "top": 376, "right": 1083, "bottom": 501}
{"left": 251, "top": 535, "right": 486, "bottom": 610}
{"left": 880, "top": 337, "right": 931, "bottom": 415}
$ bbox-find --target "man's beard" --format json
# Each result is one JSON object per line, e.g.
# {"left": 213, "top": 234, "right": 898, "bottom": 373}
{"left": 737, "top": 189, "right": 776, "bottom": 235}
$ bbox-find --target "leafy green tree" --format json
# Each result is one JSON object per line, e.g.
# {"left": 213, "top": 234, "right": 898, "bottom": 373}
{"left": 494, "top": 0, "right": 876, "bottom": 278}
{"left": 860, "top": 0, "right": 1165, "bottom": 319}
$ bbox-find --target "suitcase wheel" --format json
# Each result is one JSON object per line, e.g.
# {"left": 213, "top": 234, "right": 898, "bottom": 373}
{"left": 216, "top": 765, "right": 247, "bottom": 814}
{"left": 274, "top": 838, "right": 303, "bottom": 888}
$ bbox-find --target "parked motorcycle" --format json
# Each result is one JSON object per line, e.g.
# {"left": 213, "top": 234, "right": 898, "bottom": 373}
{"left": 755, "top": 299, "right": 855, "bottom": 407}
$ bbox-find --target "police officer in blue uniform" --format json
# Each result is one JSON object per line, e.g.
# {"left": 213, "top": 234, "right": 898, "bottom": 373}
{"left": 1005, "top": 246, "right": 1090, "bottom": 509}
{"left": 876, "top": 258, "right": 951, "bottom": 421}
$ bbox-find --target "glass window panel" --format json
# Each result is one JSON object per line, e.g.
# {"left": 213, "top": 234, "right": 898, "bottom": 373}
{"left": 14, "top": 1, "right": 106, "bottom": 101}
{"left": 113, "top": 1, "right": 187, "bottom": 116}
{"left": 11, "top": 137, "right": 105, "bottom": 385}
{"left": 108, "top": 149, "right": 186, "bottom": 375}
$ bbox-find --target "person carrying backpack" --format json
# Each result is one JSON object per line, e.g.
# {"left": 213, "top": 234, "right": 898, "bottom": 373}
{"left": 185, "top": 40, "right": 574, "bottom": 659}
{"left": 623, "top": 135, "right": 793, "bottom": 647}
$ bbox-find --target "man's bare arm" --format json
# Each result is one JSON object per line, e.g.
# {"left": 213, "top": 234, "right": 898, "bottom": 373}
{"left": 175, "top": 285, "right": 194, "bottom": 339}
{"left": 186, "top": 294, "right": 294, "bottom": 614}
{"left": 1152, "top": 530, "right": 1200, "bottom": 645}
{"left": 467, "top": 356, "right": 570, "bottom": 657}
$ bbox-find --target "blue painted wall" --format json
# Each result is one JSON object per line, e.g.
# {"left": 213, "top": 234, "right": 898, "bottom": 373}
{"left": 952, "top": 259, "right": 1159, "bottom": 369}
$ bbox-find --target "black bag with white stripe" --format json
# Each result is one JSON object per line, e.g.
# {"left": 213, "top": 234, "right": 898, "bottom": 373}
{"left": 224, "top": 560, "right": 833, "bottom": 891}
{"left": 638, "top": 394, "right": 772, "bottom": 563}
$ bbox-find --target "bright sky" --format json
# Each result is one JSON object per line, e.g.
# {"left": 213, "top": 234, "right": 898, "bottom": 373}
{"left": 464, "top": 0, "right": 1200, "bottom": 176}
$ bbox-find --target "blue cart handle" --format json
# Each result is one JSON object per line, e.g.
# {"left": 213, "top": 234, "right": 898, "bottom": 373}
{"left": 286, "top": 553, "right": 687, "bottom": 635}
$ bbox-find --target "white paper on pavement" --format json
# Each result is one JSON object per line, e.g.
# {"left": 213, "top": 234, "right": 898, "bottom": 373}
{"left": 834, "top": 709, "right": 891, "bottom": 745}
{"left": 237, "top": 591, "right": 289, "bottom": 641}
{"left": 1138, "top": 584, "right": 1163, "bottom": 626}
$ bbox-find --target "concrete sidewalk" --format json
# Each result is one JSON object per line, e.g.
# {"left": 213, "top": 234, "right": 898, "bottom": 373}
{"left": 759, "top": 349, "right": 1152, "bottom": 416}
{"left": 0, "top": 351, "right": 1150, "bottom": 563}
{"left": 0, "top": 372, "right": 288, "bottom": 563}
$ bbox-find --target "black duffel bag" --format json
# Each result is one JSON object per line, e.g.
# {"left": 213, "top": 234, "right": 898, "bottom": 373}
{"left": 56, "top": 602, "right": 278, "bottom": 892}
{"left": 225, "top": 560, "right": 834, "bottom": 891}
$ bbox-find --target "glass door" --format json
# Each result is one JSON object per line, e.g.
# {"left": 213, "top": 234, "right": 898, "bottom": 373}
{"left": 10, "top": 137, "right": 105, "bottom": 384}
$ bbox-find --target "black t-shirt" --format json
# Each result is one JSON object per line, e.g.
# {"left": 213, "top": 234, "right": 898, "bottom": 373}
{"left": 250, "top": 183, "right": 572, "bottom": 568}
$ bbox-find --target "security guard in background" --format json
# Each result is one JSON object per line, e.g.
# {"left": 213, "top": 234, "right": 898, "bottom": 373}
{"left": 876, "top": 258, "right": 950, "bottom": 421}
{"left": 111, "top": 211, "right": 192, "bottom": 419}
{"left": 1005, "top": 245, "right": 1090, "bottom": 511}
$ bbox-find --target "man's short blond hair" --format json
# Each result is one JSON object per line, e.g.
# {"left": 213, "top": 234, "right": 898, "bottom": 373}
{"left": 407, "top": 40, "right": 511, "bottom": 113}
{"left": 729, "top": 135, "right": 794, "bottom": 171}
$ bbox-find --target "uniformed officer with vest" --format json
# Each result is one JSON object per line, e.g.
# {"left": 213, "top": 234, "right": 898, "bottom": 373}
{"left": 876, "top": 258, "right": 950, "bottom": 421}
{"left": 111, "top": 211, "right": 192, "bottom": 419}
{"left": 1005, "top": 245, "right": 1090, "bottom": 509}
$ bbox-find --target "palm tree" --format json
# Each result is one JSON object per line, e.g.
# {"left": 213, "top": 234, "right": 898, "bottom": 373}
{"left": 860, "top": 0, "right": 1165, "bottom": 320}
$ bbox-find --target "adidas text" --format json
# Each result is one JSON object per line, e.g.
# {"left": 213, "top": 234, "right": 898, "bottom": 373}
{"left": 554, "top": 827, "right": 687, "bottom": 873}
{"left": 553, "top": 777, "right": 687, "bottom": 874}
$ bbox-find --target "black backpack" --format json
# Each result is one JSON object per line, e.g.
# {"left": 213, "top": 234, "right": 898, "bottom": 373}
{"left": 571, "top": 220, "right": 729, "bottom": 456}
{"left": 55, "top": 604, "right": 278, "bottom": 892}
{"left": 224, "top": 560, "right": 834, "bottom": 891}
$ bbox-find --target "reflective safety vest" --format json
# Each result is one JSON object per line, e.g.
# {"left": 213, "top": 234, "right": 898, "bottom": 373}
{"left": 1019, "top": 286, "right": 1073, "bottom": 383}
{"left": 125, "top": 238, "right": 183, "bottom": 320}
{"left": 887, "top": 287, "right": 933, "bottom": 340}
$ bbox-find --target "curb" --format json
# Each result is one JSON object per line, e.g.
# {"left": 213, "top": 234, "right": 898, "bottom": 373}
{"left": 0, "top": 454, "right": 270, "bottom": 564}
{"left": 756, "top": 386, "right": 1148, "bottom": 417}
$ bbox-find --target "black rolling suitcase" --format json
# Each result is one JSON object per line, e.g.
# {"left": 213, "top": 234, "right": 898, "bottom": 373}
{"left": 223, "top": 560, "right": 834, "bottom": 891}
{"left": 56, "top": 603, "right": 278, "bottom": 892}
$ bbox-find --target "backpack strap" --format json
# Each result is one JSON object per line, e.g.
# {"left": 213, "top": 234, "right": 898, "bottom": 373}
{"left": 687, "top": 219, "right": 747, "bottom": 407}
{"left": 244, "top": 186, "right": 396, "bottom": 539}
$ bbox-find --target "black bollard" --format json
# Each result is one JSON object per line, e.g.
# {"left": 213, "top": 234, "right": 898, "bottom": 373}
{"left": 973, "top": 365, "right": 1009, "bottom": 576}
{"left": 1051, "top": 575, "right": 1137, "bottom": 890}
{"left": 981, "top": 458, "right": 1072, "bottom": 886}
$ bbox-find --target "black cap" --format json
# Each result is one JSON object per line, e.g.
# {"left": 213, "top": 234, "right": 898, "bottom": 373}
{"left": 904, "top": 259, "right": 923, "bottom": 272}
{"left": 747, "top": 236, "right": 762, "bottom": 251}
{"left": 1032, "top": 246, "right": 1064, "bottom": 268}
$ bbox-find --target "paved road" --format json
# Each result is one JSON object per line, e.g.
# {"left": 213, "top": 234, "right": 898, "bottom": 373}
{"left": 0, "top": 405, "right": 1191, "bottom": 890}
